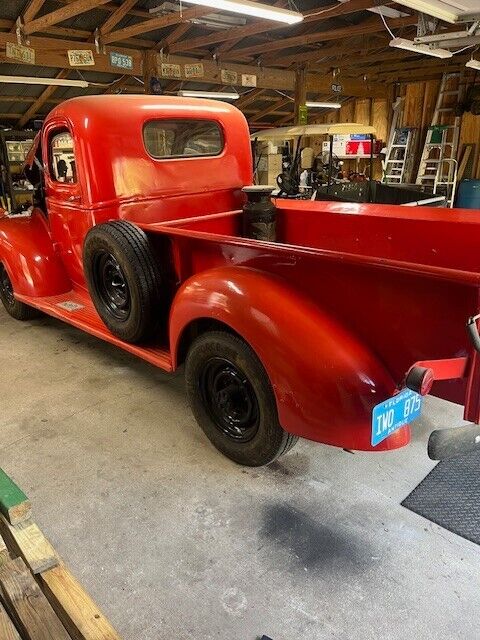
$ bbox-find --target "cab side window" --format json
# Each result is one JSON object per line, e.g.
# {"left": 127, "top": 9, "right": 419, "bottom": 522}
{"left": 50, "top": 130, "right": 76, "bottom": 184}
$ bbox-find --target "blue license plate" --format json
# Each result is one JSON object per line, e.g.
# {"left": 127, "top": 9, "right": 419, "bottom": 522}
{"left": 371, "top": 388, "right": 423, "bottom": 446}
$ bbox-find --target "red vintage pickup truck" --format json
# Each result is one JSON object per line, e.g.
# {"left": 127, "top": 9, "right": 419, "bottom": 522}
{"left": 1, "top": 95, "right": 480, "bottom": 466}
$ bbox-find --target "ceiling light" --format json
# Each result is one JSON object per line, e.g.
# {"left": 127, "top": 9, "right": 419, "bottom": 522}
{"left": 177, "top": 90, "right": 240, "bottom": 100}
{"left": 181, "top": 0, "right": 303, "bottom": 24}
{"left": 392, "top": 1, "right": 458, "bottom": 24}
{"left": 389, "top": 37, "right": 453, "bottom": 58}
{"left": 466, "top": 58, "right": 480, "bottom": 70}
{"left": 306, "top": 101, "right": 342, "bottom": 109}
{"left": 0, "top": 75, "right": 89, "bottom": 88}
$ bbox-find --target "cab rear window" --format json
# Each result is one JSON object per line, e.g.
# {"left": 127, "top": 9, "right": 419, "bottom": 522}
{"left": 143, "top": 119, "right": 223, "bottom": 159}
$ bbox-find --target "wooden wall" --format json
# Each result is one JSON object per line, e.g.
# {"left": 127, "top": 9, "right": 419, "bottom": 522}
{"left": 309, "top": 82, "right": 480, "bottom": 181}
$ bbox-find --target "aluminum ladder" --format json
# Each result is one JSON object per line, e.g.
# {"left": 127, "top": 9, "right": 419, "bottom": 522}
{"left": 384, "top": 127, "right": 417, "bottom": 184}
{"left": 415, "top": 72, "right": 463, "bottom": 207}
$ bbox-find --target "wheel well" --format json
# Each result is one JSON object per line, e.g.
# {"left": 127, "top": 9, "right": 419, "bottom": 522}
{"left": 175, "top": 318, "right": 240, "bottom": 367}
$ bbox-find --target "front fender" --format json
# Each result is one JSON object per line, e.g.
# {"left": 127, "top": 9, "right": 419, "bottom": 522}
{"left": 0, "top": 210, "right": 70, "bottom": 297}
{"left": 170, "top": 266, "right": 410, "bottom": 452}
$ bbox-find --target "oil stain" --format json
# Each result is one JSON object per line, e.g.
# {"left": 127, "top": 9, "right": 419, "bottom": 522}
{"left": 260, "top": 503, "right": 368, "bottom": 573}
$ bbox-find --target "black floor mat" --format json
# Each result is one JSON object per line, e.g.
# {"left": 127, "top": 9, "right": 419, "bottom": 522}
{"left": 402, "top": 450, "right": 480, "bottom": 546}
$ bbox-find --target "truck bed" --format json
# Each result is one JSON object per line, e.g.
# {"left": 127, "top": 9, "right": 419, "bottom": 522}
{"left": 149, "top": 200, "right": 480, "bottom": 283}
{"left": 140, "top": 199, "right": 480, "bottom": 409}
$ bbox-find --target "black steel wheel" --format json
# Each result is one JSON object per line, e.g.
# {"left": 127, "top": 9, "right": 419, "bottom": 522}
{"left": 0, "top": 263, "right": 41, "bottom": 321}
{"left": 92, "top": 251, "right": 131, "bottom": 322}
{"left": 185, "top": 331, "right": 298, "bottom": 466}
{"left": 199, "top": 357, "right": 260, "bottom": 443}
{"left": 83, "top": 221, "right": 161, "bottom": 344}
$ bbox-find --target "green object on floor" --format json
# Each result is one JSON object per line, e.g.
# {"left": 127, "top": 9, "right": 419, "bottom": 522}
{"left": 0, "top": 468, "right": 31, "bottom": 525}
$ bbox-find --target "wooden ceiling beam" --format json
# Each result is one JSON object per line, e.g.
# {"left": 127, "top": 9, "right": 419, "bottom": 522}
{"left": 102, "top": 6, "right": 210, "bottom": 45}
{"left": 222, "top": 14, "right": 417, "bottom": 60}
{"left": 24, "top": 0, "right": 111, "bottom": 35}
{"left": 99, "top": 0, "right": 138, "bottom": 36}
{"left": 17, "top": 69, "right": 68, "bottom": 127}
{"left": 250, "top": 97, "right": 293, "bottom": 122}
{"left": 171, "top": 0, "right": 387, "bottom": 54}
{"left": 0, "top": 18, "right": 158, "bottom": 49}
{"left": 236, "top": 88, "right": 267, "bottom": 109}
{"left": 22, "top": 0, "right": 47, "bottom": 24}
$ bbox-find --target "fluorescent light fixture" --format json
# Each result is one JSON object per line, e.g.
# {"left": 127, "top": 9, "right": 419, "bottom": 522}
{"left": 306, "top": 101, "right": 342, "bottom": 109}
{"left": 392, "top": 0, "right": 458, "bottom": 24}
{"left": 466, "top": 58, "right": 480, "bottom": 70}
{"left": 368, "top": 5, "right": 409, "bottom": 18}
{"left": 177, "top": 90, "right": 240, "bottom": 100}
{"left": 0, "top": 75, "right": 89, "bottom": 88}
{"left": 182, "top": 0, "right": 303, "bottom": 24}
{"left": 389, "top": 37, "right": 453, "bottom": 58}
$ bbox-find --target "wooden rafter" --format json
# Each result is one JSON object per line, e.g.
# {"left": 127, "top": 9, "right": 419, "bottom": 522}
{"left": 102, "top": 6, "right": 210, "bottom": 45}
{"left": 236, "top": 88, "right": 268, "bottom": 110}
{"left": 99, "top": 0, "right": 138, "bottom": 36}
{"left": 22, "top": 0, "right": 46, "bottom": 24}
{"left": 222, "top": 14, "right": 417, "bottom": 60}
{"left": 17, "top": 69, "right": 68, "bottom": 128}
{"left": 24, "top": 0, "right": 111, "bottom": 36}
{"left": 171, "top": 0, "right": 386, "bottom": 55}
{"left": 250, "top": 97, "right": 293, "bottom": 123}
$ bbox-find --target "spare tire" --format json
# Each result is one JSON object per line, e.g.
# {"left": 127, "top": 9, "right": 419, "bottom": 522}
{"left": 83, "top": 221, "right": 161, "bottom": 344}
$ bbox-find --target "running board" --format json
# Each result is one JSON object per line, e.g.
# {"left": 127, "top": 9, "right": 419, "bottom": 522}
{"left": 15, "top": 291, "right": 173, "bottom": 372}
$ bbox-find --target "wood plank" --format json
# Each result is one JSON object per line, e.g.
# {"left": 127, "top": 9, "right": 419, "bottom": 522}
{"left": 0, "top": 516, "right": 58, "bottom": 575}
{"left": 0, "top": 469, "right": 31, "bottom": 527}
{"left": 0, "top": 557, "right": 70, "bottom": 640}
{"left": 40, "top": 563, "right": 121, "bottom": 640}
{"left": 0, "top": 600, "right": 21, "bottom": 640}
{"left": 24, "top": 0, "right": 112, "bottom": 35}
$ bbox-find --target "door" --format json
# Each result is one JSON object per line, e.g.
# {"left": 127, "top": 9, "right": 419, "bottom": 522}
{"left": 43, "top": 121, "right": 91, "bottom": 288}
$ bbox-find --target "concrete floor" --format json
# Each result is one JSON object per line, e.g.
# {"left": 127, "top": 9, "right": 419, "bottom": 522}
{"left": 0, "top": 308, "right": 478, "bottom": 640}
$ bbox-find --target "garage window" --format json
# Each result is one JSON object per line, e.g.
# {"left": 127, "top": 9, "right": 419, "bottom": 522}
{"left": 143, "top": 119, "right": 224, "bottom": 159}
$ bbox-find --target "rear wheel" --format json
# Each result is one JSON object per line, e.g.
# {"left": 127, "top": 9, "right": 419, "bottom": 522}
{"left": 83, "top": 221, "right": 161, "bottom": 344}
{"left": 185, "top": 331, "right": 298, "bottom": 466}
{"left": 0, "top": 264, "right": 41, "bottom": 321}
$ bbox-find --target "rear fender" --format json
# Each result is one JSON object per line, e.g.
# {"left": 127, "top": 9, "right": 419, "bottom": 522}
{"left": 0, "top": 210, "right": 71, "bottom": 297}
{"left": 170, "top": 266, "right": 409, "bottom": 452}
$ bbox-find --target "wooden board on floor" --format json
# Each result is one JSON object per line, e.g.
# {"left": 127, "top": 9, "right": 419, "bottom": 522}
{"left": 0, "top": 469, "right": 31, "bottom": 526}
{"left": 40, "top": 562, "right": 122, "bottom": 640}
{"left": 0, "top": 557, "right": 70, "bottom": 640}
{"left": 0, "top": 516, "right": 58, "bottom": 575}
{"left": 0, "top": 600, "right": 21, "bottom": 640}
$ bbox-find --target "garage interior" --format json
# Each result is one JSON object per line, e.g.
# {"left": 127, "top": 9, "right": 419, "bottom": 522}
{"left": 0, "top": 1, "right": 480, "bottom": 639}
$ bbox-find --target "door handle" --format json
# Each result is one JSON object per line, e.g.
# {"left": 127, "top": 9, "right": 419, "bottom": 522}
{"left": 68, "top": 195, "right": 81, "bottom": 203}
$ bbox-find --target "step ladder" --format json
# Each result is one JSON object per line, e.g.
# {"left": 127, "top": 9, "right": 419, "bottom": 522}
{"left": 383, "top": 127, "right": 417, "bottom": 184}
{"left": 415, "top": 72, "right": 463, "bottom": 207}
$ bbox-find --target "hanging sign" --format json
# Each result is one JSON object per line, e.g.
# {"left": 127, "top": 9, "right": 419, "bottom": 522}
{"left": 110, "top": 51, "right": 133, "bottom": 70}
{"left": 298, "top": 105, "right": 308, "bottom": 125}
{"left": 68, "top": 50, "right": 95, "bottom": 66}
{"left": 241, "top": 74, "right": 257, "bottom": 87}
{"left": 6, "top": 42, "right": 35, "bottom": 64}
{"left": 161, "top": 63, "right": 181, "bottom": 79}
{"left": 221, "top": 69, "right": 238, "bottom": 85}
{"left": 184, "top": 63, "right": 204, "bottom": 79}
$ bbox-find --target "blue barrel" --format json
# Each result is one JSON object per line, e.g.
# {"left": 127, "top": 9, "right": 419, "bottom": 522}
{"left": 457, "top": 180, "right": 480, "bottom": 209}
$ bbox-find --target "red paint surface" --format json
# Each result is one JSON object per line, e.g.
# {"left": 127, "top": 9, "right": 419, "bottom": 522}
{"left": 1, "top": 96, "right": 479, "bottom": 453}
